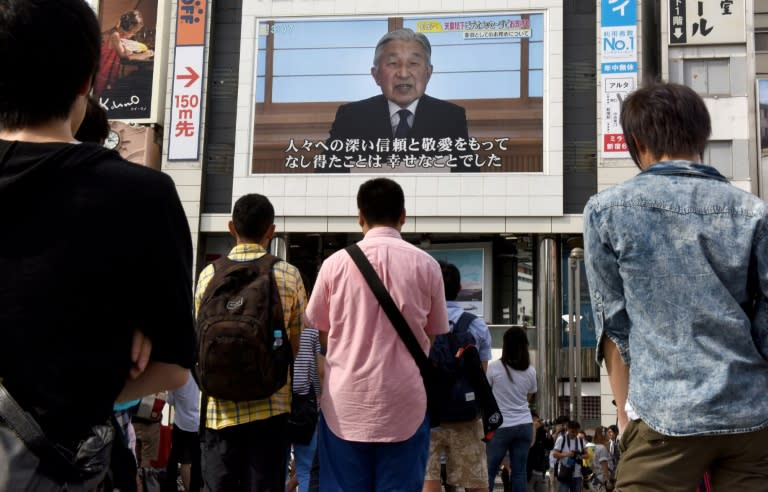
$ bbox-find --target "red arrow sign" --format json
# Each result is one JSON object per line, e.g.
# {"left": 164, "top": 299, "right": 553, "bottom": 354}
{"left": 176, "top": 66, "right": 199, "bottom": 87}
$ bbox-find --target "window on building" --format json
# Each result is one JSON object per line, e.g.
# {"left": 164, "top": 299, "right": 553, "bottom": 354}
{"left": 756, "top": 31, "right": 768, "bottom": 52}
{"left": 683, "top": 58, "right": 730, "bottom": 96}
{"left": 703, "top": 140, "right": 733, "bottom": 179}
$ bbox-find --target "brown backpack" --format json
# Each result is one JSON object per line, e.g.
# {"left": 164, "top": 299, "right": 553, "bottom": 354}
{"left": 194, "top": 254, "right": 291, "bottom": 401}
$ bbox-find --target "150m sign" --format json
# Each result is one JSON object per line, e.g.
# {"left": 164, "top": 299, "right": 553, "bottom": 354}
{"left": 168, "top": 0, "right": 208, "bottom": 161}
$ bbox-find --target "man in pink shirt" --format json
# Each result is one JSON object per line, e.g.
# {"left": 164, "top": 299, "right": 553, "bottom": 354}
{"left": 305, "top": 177, "right": 449, "bottom": 490}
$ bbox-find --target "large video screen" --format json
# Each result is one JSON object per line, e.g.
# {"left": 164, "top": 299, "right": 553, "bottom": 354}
{"left": 251, "top": 13, "right": 545, "bottom": 174}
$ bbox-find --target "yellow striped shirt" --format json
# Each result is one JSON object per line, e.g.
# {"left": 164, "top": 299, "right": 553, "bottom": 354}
{"left": 194, "top": 243, "right": 306, "bottom": 429}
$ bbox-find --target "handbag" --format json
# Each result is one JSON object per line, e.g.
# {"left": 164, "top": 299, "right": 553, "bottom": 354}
{"left": 346, "top": 244, "right": 451, "bottom": 428}
{"left": 286, "top": 352, "right": 319, "bottom": 446}
{"left": 0, "top": 382, "right": 114, "bottom": 486}
{"left": 557, "top": 461, "right": 575, "bottom": 483}
{"left": 286, "top": 388, "right": 318, "bottom": 445}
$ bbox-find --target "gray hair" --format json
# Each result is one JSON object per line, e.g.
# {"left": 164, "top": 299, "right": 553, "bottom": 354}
{"left": 372, "top": 28, "right": 432, "bottom": 67}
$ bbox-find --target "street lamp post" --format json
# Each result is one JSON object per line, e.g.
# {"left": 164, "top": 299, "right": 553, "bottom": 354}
{"left": 568, "top": 248, "right": 584, "bottom": 424}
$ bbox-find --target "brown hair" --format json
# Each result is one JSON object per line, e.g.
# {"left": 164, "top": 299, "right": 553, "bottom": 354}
{"left": 593, "top": 426, "right": 609, "bottom": 445}
{"left": 620, "top": 81, "right": 711, "bottom": 168}
{"left": 118, "top": 10, "right": 143, "bottom": 33}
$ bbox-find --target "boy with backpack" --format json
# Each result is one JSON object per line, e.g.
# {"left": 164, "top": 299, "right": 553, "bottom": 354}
{"left": 423, "top": 261, "right": 499, "bottom": 492}
{"left": 194, "top": 194, "right": 307, "bottom": 491}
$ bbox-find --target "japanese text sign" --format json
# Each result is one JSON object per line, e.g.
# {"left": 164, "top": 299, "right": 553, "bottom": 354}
{"left": 168, "top": 0, "right": 208, "bottom": 161}
{"left": 669, "top": 0, "right": 745, "bottom": 45}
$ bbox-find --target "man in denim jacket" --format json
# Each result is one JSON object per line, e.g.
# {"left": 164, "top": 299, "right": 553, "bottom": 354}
{"left": 583, "top": 82, "right": 768, "bottom": 491}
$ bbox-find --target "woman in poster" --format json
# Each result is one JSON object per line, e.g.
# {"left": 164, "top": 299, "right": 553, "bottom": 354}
{"left": 93, "top": 9, "right": 153, "bottom": 97}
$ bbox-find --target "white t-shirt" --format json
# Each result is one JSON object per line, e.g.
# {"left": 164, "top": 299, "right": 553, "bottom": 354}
{"left": 553, "top": 434, "right": 587, "bottom": 478}
{"left": 166, "top": 376, "right": 200, "bottom": 433}
{"left": 486, "top": 361, "right": 537, "bottom": 428}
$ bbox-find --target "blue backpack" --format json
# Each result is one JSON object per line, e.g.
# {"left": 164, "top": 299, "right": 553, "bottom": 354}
{"left": 429, "top": 312, "right": 482, "bottom": 422}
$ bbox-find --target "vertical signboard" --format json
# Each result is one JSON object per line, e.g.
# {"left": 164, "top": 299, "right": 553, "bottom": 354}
{"left": 669, "top": 0, "right": 745, "bottom": 45}
{"left": 600, "top": 0, "right": 637, "bottom": 159}
{"left": 168, "top": 0, "right": 208, "bottom": 161}
{"left": 95, "top": 0, "right": 161, "bottom": 120}
{"left": 601, "top": 62, "right": 637, "bottom": 156}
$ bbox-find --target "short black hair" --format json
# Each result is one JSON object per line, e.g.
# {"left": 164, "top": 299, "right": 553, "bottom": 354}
{"left": 620, "top": 81, "right": 711, "bottom": 168}
{"left": 232, "top": 194, "right": 275, "bottom": 242}
{"left": 439, "top": 260, "right": 461, "bottom": 301}
{"left": 0, "top": 0, "right": 101, "bottom": 130}
{"left": 357, "top": 178, "right": 404, "bottom": 227}
{"left": 567, "top": 420, "right": 581, "bottom": 431}
{"left": 75, "top": 97, "right": 109, "bottom": 144}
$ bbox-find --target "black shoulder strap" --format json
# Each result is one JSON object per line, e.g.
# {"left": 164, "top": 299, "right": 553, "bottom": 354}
{"left": 453, "top": 312, "right": 476, "bottom": 335}
{"left": 0, "top": 382, "right": 79, "bottom": 480}
{"left": 345, "top": 244, "right": 431, "bottom": 372}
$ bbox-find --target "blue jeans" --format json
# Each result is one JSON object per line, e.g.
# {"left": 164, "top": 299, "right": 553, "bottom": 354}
{"left": 293, "top": 425, "right": 318, "bottom": 492}
{"left": 486, "top": 423, "right": 532, "bottom": 492}
{"left": 317, "top": 413, "right": 430, "bottom": 491}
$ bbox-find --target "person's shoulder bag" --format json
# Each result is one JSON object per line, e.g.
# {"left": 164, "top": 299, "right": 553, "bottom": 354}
{"left": 0, "top": 381, "right": 115, "bottom": 487}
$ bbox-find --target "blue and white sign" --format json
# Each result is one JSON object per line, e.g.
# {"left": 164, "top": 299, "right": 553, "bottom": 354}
{"left": 601, "top": 26, "right": 636, "bottom": 59}
{"left": 601, "top": 62, "right": 638, "bottom": 74}
{"left": 602, "top": 0, "right": 637, "bottom": 27}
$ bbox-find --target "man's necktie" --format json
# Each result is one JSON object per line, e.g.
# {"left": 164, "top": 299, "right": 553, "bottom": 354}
{"left": 394, "top": 109, "right": 411, "bottom": 138}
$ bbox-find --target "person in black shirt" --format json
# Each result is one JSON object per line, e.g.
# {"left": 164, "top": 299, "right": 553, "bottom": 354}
{"left": 528, "top": 414, "right": 554, "bottom": 492}
{"left": 0, "top": 0, "right": 195, "bottom": 488}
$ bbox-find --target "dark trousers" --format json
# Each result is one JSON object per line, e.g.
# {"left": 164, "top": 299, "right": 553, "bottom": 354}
{"left": 201, "top": 414, "right": 289, "bottom": 492}
{"left": 164, "top": 423, "right": 201, "bottom": 492}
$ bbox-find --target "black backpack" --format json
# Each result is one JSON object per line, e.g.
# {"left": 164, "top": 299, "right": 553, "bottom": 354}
{"left": 429, "top": 312, "right": 482, "bottom": 422}
{"left": 194, "top": 254, "right": 291, "bottom": 402}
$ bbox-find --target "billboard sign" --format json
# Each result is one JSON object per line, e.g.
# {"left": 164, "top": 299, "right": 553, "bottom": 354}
{"left": 167, "top": 0, "right": 208, "bottom": 161}
{"left": 95, "top": 0, "right": 164, "bottom": 121}
{"left": 669, "top": 0, "right": 745, "bottom": 45}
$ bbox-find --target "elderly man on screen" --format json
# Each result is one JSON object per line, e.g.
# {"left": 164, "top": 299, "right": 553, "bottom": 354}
{"left": 319, "top": 28, "right": 474, "bottom": 173}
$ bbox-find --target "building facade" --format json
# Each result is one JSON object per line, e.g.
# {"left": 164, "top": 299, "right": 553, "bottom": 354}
{"left": 95, "top": 0, "right": 763, "bottom": 430}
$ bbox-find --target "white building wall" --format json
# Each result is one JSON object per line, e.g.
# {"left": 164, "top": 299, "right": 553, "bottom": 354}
{"left": 161, "top": 0, "right": 210, "bottom": 272}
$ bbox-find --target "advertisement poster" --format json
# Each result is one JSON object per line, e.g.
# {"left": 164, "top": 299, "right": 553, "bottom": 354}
{"left": 601, "top": 63, "right": 637, "bottom": 157}
{"left": 427, "top": 248, "right": 485, "bottom": 318}
{"left": 94, "top": 0, "right": 158, "bottom": 120}
{"left": 600, "top": 0, "right": 637, "bottom": 159}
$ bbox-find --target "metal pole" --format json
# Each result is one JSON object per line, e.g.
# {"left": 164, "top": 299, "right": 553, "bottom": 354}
{"left": 269, "top": 235, "right": 288, "bottom": 260}
{"left": 567, "top": 254, "right": 575, "bottom": 419}
{"left": 570, "top": 248, "right": 584, "bottom": 424}
{"left": 536, "top": 236, "right": 560, "bottom": 422}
